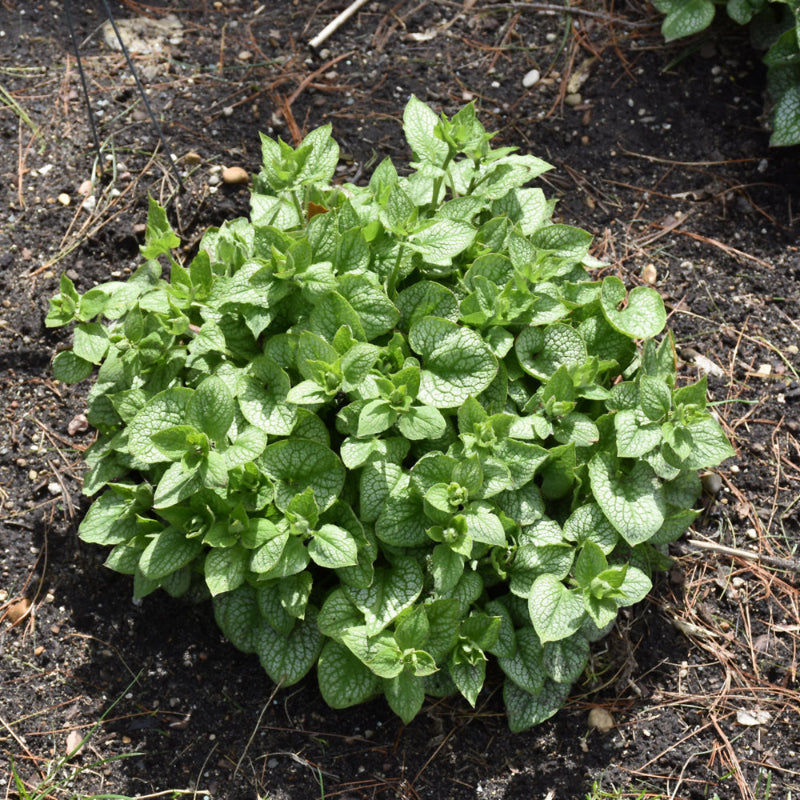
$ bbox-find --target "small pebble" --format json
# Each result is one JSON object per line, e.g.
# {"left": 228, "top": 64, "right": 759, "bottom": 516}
{"left": 223, "top": 106, "right": 234, "bottom": 117}
{"left": 184, "top": 152, "right": 202, "bottom": 165}
{"left": 222, "top": 166, "right": 249, "bottom": 185}
{"left": 35, "top": 645, "right": 46, "bottom": 657}
{"left": 78, "top": 180, "right": 92, "bottom": 196}
{"left": 588, "top": 707, "right": 615, "bottom": 733}
{"left": 522, "top": 68, "right": 540, "bottom": 88}
{"left": 68, "top": 413, "right": 89, "bottom": 436}
{"left": 7, "top": 598, "right": 31, "bottom": 624}
{"left": 641, "top": 263, "right": 657, "bottom": 284}
{"left": 565, "top": 93, "right": 582, "bottom": 106}
{"left": 28, "top": 469, "right": 38, "bottom": 481}
{"left": 237, "top": 50, "right": 252, "bottom": 61}
{"left": 48, "top": 482, "right": 62, "bottom": 496}
{"left": 701, "top": 472, "right": 722, "bottom": 496}
{"left": 57, "top": 193, "right": 70, "bottom": 206}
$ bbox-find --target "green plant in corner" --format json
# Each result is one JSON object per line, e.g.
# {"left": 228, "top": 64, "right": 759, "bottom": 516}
{"left": 652, "top": 0, "right": 800, "bottom": 145}
{"left": 47, "top": 97, "right": 734, "bottom": 731}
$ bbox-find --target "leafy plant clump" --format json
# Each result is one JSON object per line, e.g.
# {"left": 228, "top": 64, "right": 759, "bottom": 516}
{"left": 48, "top": 97, "right": 734, "bottom": 730}
{"left": 653, "top": 0, "right": 800, "bottom": 146}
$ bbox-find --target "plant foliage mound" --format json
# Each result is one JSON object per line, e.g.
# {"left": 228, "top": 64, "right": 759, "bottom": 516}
{"left": 653, "top": 0, "right": 800, "bottom": 146}
{"left": 48, "top": 98, "right": 734, "bottom": 730}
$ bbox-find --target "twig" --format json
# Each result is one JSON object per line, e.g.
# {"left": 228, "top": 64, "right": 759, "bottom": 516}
{"left": 475, "top": 2, "right": 653, "bottom": 28}
{"left": 309, "top": 0, "right": 371, "bottom": 49}
{"left": 233, "top": 681, "right": 283, "bottom": 778}
{"left": 677, "top": 538, "right": 800, "bottom": 573}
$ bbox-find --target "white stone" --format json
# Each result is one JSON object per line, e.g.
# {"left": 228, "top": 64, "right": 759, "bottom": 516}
{"left": 522, "top": 69, "right": 540, "bottom": 88}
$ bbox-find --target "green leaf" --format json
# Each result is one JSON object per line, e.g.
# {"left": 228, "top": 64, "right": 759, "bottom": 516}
{"left": 403, "top": 95, "right": 450, "bottom": 166}
{"left": 318, "top": 640, "right": 380, "bottom": 708}
{"left": 150, "top": 425, "right": 200, "bottom": 461}
{"left": 238, "top": 370, "right": 297, "bottom": 436}
{"left": 409, "top": 317, "right": 497, "bottom": 408}
{"left": 681, "top": 416, "right": 736, "bottom": 469}
{"left": 616, "top": 565, "right": 653, "bottom": 606}
{"left": 213, "top": 585, "right": 260, "bottom": 653}
{"left": 463, "top": 504, "right": 506, "bottom": 545}
{"left": 318, "top": 588, "right": 363, "bottom": 641}
{"left": 409, "top": 219, "right": 476, "bottom": 266}
{"left": 308, "top": 524, "right": 359, "bottom": 568}
{"left": 153, "top": 462, "right": 202, "bottom": 508}
{"left": 574, "top": 541, "right": 608, "bottom": 588}
{"left": 639, "top": 375, "right": 672, "bottom": 420}
{"left": 600, "top": 276, "right": 666, "bottom": 339}
{"left": 358, "top": 399, "right": 396, "bottom": 437}
{"left": 543, "top": 634, "right": 590, "bottom": 683}
{"left": 484, "top": 600, "right": 517, "bottom": 658}
{"left": 515, "top": 324, "right": 588, "bottom": 381}
{"left": 138, "top": 527, "right": 202, "bottom": 580}
{"left": 384, "top": 671, "right": 426, "bottom": 724}
{"left": 345, "top": 557, "right": 423, "bottom": 636}
{"left": 396, "top": 281, "right": 460, "bottom": 328}
{"left": 395, "top": 606, "right": 431, "bottom": 651}
{"left": 498, "top": 628, "right": 546, "bottom": 695}
{"left": 424, "top": 598, "right": 461, "bottom": 660}
{"left": 654, "top": 0, "right": 716, "bottom": 40}
{"left": 261, "top": 438, "right": 345, "bottom": 512}
{"left": 141, "top": 196, "right": 180, "bottom": 258}
{"left": 528, "top": 574, "right": 585, "bottom": 644}
{"left": 431, "top": 544, "right": 465, "bottom": 593}
{"left": 588, "top": 453, "right": 665, "bottom": 546}
{"left": 187, "top": 375, "right": 235, "bottom": 442}
{"left": 280, "top": 572, "right": 313, "bottom": 619}
{"left": 204, "top": 545, "right": 248, "bottom": 596}
{"left": 52, "top": 350, "right": 93, "bottom": 383}
{"left": 562, "top": 504, "right": 618, "bottom": 554}
{"left": 615, "top": 409, "right": 662, "bottom": 458}
{"left": 73, "top": 323, "right": 109, "bottom": 365}
{"left": 256, "top": 582, "right": 295, "bottom": 635}
{"left": 531, "top": 224, "right": 593, "bottom": 261}
{"left": 79, "top": 490, "right": 142, "bottom": 545}
{"left": 397, "top": 404, "right": 447, "bottom": 440}
{"left": 504, "top": 676, "right": 571, "bottom": 732}
{"left": 450, "top": 650, "right": 486, "bottom": 707}
{"left": 222, "top": 425, "right": 268, "bottom": 469}
{"left": 770, "top": 83, "right": 800, "bottom": 147}
{"left": 375, "top": 494, "right": 430, "bottom": 547}
{"left": 256, "top": 611, "right": 323, "bottom": 686}
{"left": 337, "top": 275, "right": 400, "bottom": 340}
{"left": 128, "top": 388, "right": 193, "bottom": 464}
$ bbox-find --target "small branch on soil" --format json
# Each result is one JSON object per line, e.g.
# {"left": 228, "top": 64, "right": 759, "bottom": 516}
{"left": 471, "top": 2, "right": 654, "bottom": 28}
{"left": 309, "top": 0, "right": 370, "bottom": 49}
{"left": 678, "top": 538, "right": 800, "bottom": 573}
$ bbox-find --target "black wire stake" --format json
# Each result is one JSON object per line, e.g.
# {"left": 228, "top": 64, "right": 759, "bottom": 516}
{"left": 98, "top": 0, "right": 185, "bottom": 191}
{"left": 64, "top": 0, "right": 186, "bottom": 189}
{"left": 64, "top": 0, "right": 104, "bottom": 178}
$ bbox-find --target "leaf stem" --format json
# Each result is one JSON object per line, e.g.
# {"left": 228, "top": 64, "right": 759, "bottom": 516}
{"left": 386, "top": 242, "right": 406, "bottom": 298}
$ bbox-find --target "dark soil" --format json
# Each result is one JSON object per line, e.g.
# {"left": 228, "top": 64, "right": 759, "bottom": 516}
{"left": 1, "top": 2, "right": 799, "bottom": 799}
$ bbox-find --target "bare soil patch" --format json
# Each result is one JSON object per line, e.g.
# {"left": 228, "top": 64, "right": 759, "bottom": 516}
{"left": 1, "top": 2, "right": 798, "bottom": 799}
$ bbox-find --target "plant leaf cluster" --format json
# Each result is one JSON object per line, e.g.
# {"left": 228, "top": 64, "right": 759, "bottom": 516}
{"left": 48, "top": 97, "right": 734, "bottom": 730}
{"left": 652, "top": 0, "right": 800, "bottom": 145}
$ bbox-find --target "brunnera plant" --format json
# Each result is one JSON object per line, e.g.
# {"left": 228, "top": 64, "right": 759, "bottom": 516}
{"left": 48, "top": 97, "right": 734, "bottom": 731}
